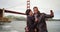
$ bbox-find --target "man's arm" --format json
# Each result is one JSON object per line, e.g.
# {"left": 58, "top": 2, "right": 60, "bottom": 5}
{"left": 45, "top": 10, "right": 54, "bottom": 18}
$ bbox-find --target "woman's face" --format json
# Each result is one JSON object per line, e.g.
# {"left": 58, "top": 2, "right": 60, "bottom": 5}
{"left": 33, "top": 8, "right": 38, "bottom": 14}
{"left": 29, "top": 11, "right": 33, "bottom": 16}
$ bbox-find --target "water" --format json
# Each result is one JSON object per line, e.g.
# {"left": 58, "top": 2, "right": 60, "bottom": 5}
{"left": 0, "top": 21, "right": 60, "bottom": 32}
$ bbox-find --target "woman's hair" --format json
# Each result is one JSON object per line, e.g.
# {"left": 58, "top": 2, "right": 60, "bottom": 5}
{"left": 33, "top": 7, "right": 40, "bottom": 17}
{"left": 26, "top": 9, "right": 31, "bottom": 15}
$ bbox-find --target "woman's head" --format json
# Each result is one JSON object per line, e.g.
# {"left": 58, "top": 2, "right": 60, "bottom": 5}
{"left": 26, "top": 9, "right": 33, "bottom": 15}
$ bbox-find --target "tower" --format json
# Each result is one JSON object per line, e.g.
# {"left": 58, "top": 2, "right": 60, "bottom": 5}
{"left": 27, "top": 0, "right": 30, "bottom": 9}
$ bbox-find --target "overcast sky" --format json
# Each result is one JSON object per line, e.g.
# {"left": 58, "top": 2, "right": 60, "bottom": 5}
{"left": 0, "top": 0, "right": 60, "bottom": 19}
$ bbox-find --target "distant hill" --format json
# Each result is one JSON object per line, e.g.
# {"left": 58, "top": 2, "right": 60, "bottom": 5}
{"left": 47, "top": 18, "right": 60, "bottom": 21}
{"left": 5, "top": 15, "right": 26, "bottom": 21}
{"left": 5, "top": 15, "right": 60, "bottom": 21}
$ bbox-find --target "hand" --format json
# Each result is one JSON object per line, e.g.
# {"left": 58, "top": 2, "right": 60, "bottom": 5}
{"left": 34, "top": 28, "right": 37, "bottom": 32}
{"left": 50, "top": 10, "right": 54, "bottom": 16}
{"left": 35, "top": 18, "right": 38, "bottom": 22}
{"left": 25, "top": 27, "right": 29, "bottom": 32}
{"left": 50, "top": 10, "right": 53, "bottom": 13}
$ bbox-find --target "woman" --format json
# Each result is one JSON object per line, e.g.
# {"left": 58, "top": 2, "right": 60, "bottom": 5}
{"left": 33, "top": 7, "right": 54, "bottom": 32}
{"left": 25, "top": 9, "right": 35, "bottom": 32}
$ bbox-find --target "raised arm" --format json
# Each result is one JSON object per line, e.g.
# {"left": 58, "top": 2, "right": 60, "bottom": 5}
{"left": 45, "top": 10, "right": 54, "bottom": 18}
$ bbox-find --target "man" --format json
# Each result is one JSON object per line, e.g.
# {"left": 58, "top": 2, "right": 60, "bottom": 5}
{"left": 33, "top": 7, "right": 54, "bottom": 32}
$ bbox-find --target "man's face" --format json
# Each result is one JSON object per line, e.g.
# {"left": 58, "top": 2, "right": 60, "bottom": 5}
{"left": 33, "top": 8, "right": 38, "bottom": 14}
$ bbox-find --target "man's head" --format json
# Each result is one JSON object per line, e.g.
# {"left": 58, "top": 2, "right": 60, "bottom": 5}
{"left": 33, "top": 7, "right": 38, "bottom": 14}
{"left": 33, "top": 7, "right": 40, "bottom": 14}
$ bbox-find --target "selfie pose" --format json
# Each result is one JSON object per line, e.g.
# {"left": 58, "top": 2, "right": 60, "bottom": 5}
{"left": 33, "top": 7, "right": 54, "bottom": 32}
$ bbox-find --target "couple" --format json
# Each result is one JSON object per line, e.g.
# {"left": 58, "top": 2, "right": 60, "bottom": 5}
{"left": 25, "top": 7, "right": 54, "bottom": 32}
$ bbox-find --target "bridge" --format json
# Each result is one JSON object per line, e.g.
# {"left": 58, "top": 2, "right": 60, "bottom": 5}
{"left": 0, "top": 8, "right": 26, "bottom": 23}
{"left": 0, "top": 0, "right": 30, "bottom": 24}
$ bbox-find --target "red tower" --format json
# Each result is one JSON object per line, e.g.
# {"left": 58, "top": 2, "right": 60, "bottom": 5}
{"left": 27, "top": 0, "right": 30, "bottom": 9}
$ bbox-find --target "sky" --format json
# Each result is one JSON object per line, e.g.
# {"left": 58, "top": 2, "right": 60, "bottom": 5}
{"left": 0, "top": 0, "right": 60, "bottom": 19}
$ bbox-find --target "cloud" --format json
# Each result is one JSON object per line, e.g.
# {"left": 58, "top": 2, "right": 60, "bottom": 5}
{"left": 0, "top": 0, "right": 26, "bottom": 8}
{"left": 0, "top": 0, "right": 60, "bottom": 19}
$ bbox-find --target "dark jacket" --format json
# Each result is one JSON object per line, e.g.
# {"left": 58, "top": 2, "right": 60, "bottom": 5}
{"left": 27, "top": 15, "right": 35, "bottom": 32}
{"left": 34, "top": 13, "right": 54, "bottom": 32}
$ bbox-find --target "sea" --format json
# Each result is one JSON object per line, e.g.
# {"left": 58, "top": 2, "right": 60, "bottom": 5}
{"left": 0, "top": 21, "right": 60, "bottom": 32}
